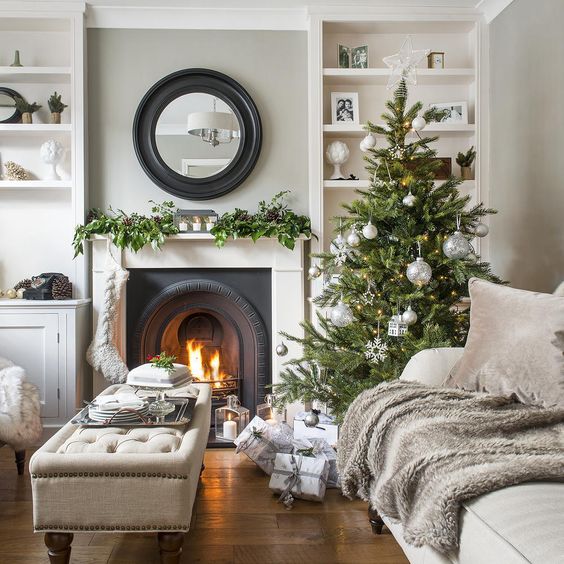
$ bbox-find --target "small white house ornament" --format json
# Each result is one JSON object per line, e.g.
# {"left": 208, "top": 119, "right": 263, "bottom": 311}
{"left": 40, "top": 139, "right": 65, "bottom": 181}
{"left": 387, "top": 314, "right": 408, "bottom": 337}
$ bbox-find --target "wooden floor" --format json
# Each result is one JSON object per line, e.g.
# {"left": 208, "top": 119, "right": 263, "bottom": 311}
{"left": 0, "top": 446, "right": 408, "bottom": 564}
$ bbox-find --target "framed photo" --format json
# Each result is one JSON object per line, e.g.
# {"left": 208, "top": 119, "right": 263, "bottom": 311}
{"left": 430, "top": 101, "right": 468, "bottom": 124}
{"left": 331, "top": 92, "right": 359, "bottom": 124}
{"left": 351, "top": 45, "right": 369, "bottom": 69}
{"left": 338, "top": 44, "right": 350, "bottom": 68}
{"left": 428, "top": 52, "right": 445, "bottom": 69}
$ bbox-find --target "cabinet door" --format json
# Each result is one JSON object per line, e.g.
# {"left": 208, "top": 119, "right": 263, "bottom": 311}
{"left": 0, "top": 313, "right": 59, "bottom": 418}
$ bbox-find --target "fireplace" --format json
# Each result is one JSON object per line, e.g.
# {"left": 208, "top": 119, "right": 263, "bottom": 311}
{"left": 126, "top": 269, "right": 271, "bottom": 445}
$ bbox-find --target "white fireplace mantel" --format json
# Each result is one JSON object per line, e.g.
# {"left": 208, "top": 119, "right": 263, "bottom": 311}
{"left": 91, "top": 236, "right": 308, "bottom": 414}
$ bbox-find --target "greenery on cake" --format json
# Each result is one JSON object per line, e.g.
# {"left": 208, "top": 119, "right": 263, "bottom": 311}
{"left": 210, "top": 191, "right": 313, "bottom": 250}
{"left": 72, "top": 201, "right": 178, "bottom": 256}
{"left": 147, "top": 352, "right": 177, "bottom": 374}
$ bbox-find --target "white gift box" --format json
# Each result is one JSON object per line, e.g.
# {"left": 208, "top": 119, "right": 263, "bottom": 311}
{"left": 234, "top": 416, "right": 293, "bottom": 475}
{"left": 293, "top": 419, "right": 339, "bottom": 446}
{"left": 293, "top": 437, "right": 340, "bottom": 489}
{"left": 269, "top": 453, "right": 329, "bottom": 504}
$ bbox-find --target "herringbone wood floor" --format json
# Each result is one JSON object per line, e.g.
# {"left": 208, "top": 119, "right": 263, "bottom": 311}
{"left": 0, "top": 446, "right": 408, "bottom": 563}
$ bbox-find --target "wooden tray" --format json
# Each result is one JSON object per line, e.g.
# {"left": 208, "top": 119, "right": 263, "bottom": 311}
{"left": 70, "top": 397, "right": 196, "bottom": 427}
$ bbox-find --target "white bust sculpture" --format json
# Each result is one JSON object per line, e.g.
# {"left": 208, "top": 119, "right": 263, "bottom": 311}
{"left": 325, "top": 140, "right": 350, "bottom": 180}
{"left": 40, "top": 139, "right": 65, "bottom": 181}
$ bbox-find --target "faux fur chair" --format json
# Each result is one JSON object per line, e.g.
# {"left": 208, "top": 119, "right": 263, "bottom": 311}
{"left": 0, "top": 356, "right": 42, "bottom": 474}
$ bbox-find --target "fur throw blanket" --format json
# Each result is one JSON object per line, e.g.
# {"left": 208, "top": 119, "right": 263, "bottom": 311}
{"left": 0, "top": 357, "right": 42, "bottom": 449}
{"left": 337, "top": 380, "right": 564, "bottom": 554}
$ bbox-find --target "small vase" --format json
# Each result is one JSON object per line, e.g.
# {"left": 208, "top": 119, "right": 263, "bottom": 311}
{"left": 10, "top": 50, "right": 23, "bottom": 67}
{"left": 50, "top": 112, "right": 61, "bottom": 124}
{"left": 460, "top": 166, "right": 473, "bottom": 180}
{"left": 22, "top": 112, "right": 32, "bottom": 124}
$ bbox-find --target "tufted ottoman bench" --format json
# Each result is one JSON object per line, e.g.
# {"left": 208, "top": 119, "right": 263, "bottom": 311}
{"left": 30, "top": 382, "right": 211, "bottom": 564}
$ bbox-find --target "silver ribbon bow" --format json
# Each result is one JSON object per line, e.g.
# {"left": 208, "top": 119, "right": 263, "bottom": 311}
{"left": 278, "top": 454, "right": 303, "bottom": 506}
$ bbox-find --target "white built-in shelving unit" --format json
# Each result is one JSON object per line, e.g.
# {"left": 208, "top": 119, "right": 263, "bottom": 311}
{"left": 308, "top": 11, "right": 488, "bottom": 300}
{"left": 0, "top": 4, "right": 87, "bottom": 298}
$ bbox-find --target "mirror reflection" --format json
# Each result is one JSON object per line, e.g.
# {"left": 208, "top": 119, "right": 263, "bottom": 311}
{"left": 155, "top": 93, "right": 241, "bottom": 179}
{"left": 0, "top": 93, "right": 16, "bottom": 122}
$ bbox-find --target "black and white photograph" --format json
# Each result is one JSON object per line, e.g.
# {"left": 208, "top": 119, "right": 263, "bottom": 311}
{"left": 351, "top": 45, "right": 369, "bottom": 68}
{"left": 331, "top": 92, "right": 359, "bottom": 124}
{"left": 338, "top": 44, "right": 350, "bottom": 68}
{"left": 430, "top": 101, "right": 468, "bottom": 124}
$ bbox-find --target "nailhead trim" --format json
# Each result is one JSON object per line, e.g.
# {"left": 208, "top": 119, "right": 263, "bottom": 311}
{"left": 35, "top": 524, "right": 189, "bottom": 532}
{"left": 31, "top": 472, "right": 188, "bottom": 479}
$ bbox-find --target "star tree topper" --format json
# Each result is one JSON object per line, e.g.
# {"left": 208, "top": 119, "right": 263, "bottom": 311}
{"left": 382, "top": 36, "right": 430, "bottom": 89}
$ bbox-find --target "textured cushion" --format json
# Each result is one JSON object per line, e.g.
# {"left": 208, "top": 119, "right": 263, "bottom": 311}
{"left": 445, "top": 279, "right": 564, "bottom": 408}
{"left": 400, "top": 347, "right": 464, "bottom": 387}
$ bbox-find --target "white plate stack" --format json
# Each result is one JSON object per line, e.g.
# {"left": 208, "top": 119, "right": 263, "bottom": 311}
{"left": 88, "top": 393, "right": 150, "bottom": 423}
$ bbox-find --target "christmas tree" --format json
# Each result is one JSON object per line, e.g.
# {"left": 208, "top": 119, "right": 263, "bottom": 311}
{"left": 274, "top": 79, "right": 501, "bottom": 419}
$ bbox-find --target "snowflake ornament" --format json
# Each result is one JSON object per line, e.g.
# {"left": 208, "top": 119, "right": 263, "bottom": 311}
{"left": 365, "top": 337, "right": 388, "bottom": 363}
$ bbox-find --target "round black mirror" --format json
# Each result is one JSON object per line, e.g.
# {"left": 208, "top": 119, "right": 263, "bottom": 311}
{"left": 0, "top": 87, "right": 22, "bottom": 124}
{"left": 133, "top": 69, "right": 262, "bottom": 200}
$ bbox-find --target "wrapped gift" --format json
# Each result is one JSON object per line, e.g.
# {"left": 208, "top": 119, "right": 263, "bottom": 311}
{"left": 234, "top": 416, "right": 293, "bottom": 475}
{"left": 292, "top": 437, "right": 340, "bottom": 489}
{"left": 269, "top": 453, "right": 329, "bottom": 507}
{"left": 293, "top": 417, "right": 339, "bottom": 446}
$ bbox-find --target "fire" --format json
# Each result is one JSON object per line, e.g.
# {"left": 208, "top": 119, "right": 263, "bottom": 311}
{"left": 185, "top": 339, "right": 227, "bottom": 383}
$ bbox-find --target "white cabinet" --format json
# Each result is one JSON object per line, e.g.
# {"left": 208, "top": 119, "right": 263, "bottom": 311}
{"left": 0, "top": 299, "right": 90, "bottom": 427}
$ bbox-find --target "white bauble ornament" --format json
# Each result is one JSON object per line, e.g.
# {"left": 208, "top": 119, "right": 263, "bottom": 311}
{"left": 330, "top": 233, "right": 345, "bottom": 255}
{"left": 362, "top": 221, "right": 378, "bottom": 239}
{"left": 325, "top": 140, "right": 350, "bottom": 180}
{"left": 347, "top": 228, "right": 361, "bottom": 248}
{"left": 443, "top": 231, "right": 471, "bottom": 259}
{"left": 330, "top": 300, "right": 354, "bottom": 327}
{"left": 308, "top": 264, "right": 322, "bottom": 279}
{"left": 406, "top": 257, "right": 432, "bottom": 286}
{"left": 5, "top": 288, "right": 17, "bottom": 299}
{"left": 16, "top": 288, "right": 25, "bottom": 299}
{"left": 465, "top": 252, "right": 478, "bottom": 264}
{"left": 402, "top": 192, "right": 416, "bottom": 207}
{"left": 40, "top": 139, "right": 65, "bottom": 181}
{"left": 474, "top": 223, "right": 489, "bottom": 237}
{"left": 411, "top": 116, "right": 427, "bottom": 131}
{"left": 359, "top": 133, "right": 377, "bottom": 152}
{"left": 401, "top": 305, "right": 418, "bottom": 326}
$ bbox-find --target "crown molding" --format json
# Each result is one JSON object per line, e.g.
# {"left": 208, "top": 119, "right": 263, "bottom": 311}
{"left": 476, "top": 0, "right": 515, "bottom": 23}
{"left": 0, "top": 1, "right": 86, "bottom": 13}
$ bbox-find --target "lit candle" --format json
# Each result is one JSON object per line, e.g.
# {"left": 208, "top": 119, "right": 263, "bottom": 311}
{"left": 192, "top": 217, "right": 202, "bottom": 231}
{"left": 178, "top": 220, "right": 188, "bottom": 232}
{"left": 223, "top": 419, "right": 237, "bottom": 440}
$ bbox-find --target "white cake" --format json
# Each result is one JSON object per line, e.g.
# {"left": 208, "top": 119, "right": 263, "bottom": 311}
{"left": 127, "top": 363, "right": 192, "bottom": 388}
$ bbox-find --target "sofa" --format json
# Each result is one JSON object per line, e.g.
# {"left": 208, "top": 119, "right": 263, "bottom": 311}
{"left": 378, "top": 347, "right": 564, "bottom": 564}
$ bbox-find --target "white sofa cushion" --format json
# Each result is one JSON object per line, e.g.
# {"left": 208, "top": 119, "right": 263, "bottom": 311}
{"left": 400, "top": 347, "right": 464, "bottom": 387}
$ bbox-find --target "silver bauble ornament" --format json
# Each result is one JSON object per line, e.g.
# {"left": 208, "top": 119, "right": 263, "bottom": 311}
{"left": 276, "top": 342, "right": 289, "bottom": 357}
{"left": 347, "top": 229, "right": 361, "bottom": 248}
{"left": 401, "top": 305, "right": 418, "bottom": 326}
{"left": 330, "top": 233, "right": 346, "bottom": 255}
{"left": 359, "top": 133, "right": 377, "bottom": 152}
{"left": 330, "top": 300, "right": 354, "bottom": 327}
{"left": 308, "top": 264, "right": 322, "bottom": 278}
{"left": 402, "top": 192, "right": 416, "bottom": 207}
{"left": 406, "top": 257, "right": 433, "bottom": 286}
{"left": 5, "top": 288, "right": 16, "bottom": 299}
{"left": 443, "top": 231, "right": 471, "bottom": 259}
{"left": 411, "top": 116, "right": 427, "bottom": 131}
{"left": 474, "top": 223, "right": 489, "bottom": 237}
{"left": 465, "top": 252, "right": 478, "bottom": 264}
{"left": 304, "top": 410, "right": 320, "bottom": 428}
{"left": 362, "top": 221, "right": 378, "bottom": 239}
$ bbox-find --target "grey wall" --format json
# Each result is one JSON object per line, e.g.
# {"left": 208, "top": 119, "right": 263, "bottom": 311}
{"left": 87, "top": 29, "right": 308, "bottom": 214}
{"left": 489, "top": 0, "right": 564, "bottom": 292}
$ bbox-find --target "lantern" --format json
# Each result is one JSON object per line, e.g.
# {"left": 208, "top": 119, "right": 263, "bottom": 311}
{"left": 215, "top": 395, "right": 249, "bottom": 441}
{"left": 256, "top": 394, "right": 286, "bottom": 425}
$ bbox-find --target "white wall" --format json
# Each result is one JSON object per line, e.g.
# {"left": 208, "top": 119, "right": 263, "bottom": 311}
{"left": 87, "top": 29, "right": 309, "bottom": 215}
{"left": 489, "top": 0, "right": 564, "bottom": 293}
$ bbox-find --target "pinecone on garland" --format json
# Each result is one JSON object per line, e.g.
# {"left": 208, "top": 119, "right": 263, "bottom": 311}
{"left": 51, "top": 276, "right": 72, "bottom": 300}
{"left": 14, "top": 278, "right": 32, "bottom": 291}
{"left": 265, "top": 209, "right": 282, "bottom": 222}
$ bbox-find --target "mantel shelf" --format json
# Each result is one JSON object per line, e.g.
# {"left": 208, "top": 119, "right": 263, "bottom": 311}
{"left": 0, "top": 124, "right": 72, "bottom": 134}
{"left": 323, "top": 123, "right": 476, "bottom": 137}
{"left": 0, "top": 66, "right": 71, "bottom": 83}
{"left": 0, "top": 180, "right": 72, "bottom": 190}
{"left": 323, "top": 67, "right": 475, "bottom": 85}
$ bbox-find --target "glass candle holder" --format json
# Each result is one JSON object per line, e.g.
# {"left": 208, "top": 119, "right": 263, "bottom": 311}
{"left": 256, "top": 393, "right": 286, "bottom": 425}
{"left": 215, "top": 395, "right": 249, "bottom": 441}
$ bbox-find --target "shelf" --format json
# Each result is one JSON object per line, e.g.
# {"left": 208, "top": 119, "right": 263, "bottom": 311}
{"left": 323, "top": 123, "right": 476, "bottom": 137}
{"left": 0, "top": 180, "right": 72, "bottom": 190}
{"left": 323, "top": 179, "right": 476, "bottom": 189}
{"left": 0, "top": 124, "right": 72, "bottom": 134}
{"left": 0, "top": 67, "right": 71, "bottom": 83}
{"left": 323, "top": 68, "right": 475, "bottom": 86}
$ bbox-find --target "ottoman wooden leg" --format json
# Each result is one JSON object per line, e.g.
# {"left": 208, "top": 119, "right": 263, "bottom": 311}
{"left": 45, "top": 532, "right": 73, "bottom": 564}
{"left": 158, "top": 531, "right": 184, "bottom": 564}
{"left": 15, "top": 449, "right": 25, "bottom": 475}
{"left": 368, "top": 505, "right": 384, "bottom": 535}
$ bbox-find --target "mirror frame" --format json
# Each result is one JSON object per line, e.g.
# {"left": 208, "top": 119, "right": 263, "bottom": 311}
{"left": 133, "top": 68, "right": 262, "bottom": 200}
{"left": 0, "top": 87, "right": 22, "bottom": 124}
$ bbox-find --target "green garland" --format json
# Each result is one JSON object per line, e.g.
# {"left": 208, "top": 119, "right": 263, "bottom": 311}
{"left": 72, "top": 201, "right": 178, "bottom": 257}
{"left": 210, "top": 191, "right": 313, "bottom": 250}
